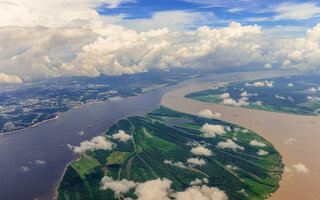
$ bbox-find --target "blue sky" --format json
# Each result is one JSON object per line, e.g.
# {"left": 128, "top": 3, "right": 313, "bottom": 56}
{"left": 98, "top": 0, "right": 320, "bottom": 35}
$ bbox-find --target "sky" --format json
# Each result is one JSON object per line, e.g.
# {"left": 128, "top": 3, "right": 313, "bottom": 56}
{"left": 0, "top": 0, "right": 320, "bottom": 84}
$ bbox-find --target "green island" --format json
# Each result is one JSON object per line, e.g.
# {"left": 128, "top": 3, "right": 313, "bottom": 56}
{"left": 186, "top": 75, "right": 320, "bottom": 116}
{"left": 57, "top": 106, "right": 283, "bottom": 200}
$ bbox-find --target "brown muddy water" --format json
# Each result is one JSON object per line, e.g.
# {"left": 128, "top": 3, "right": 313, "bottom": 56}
{"left": 161, "top": 81, "right": 320, "bottom": 200}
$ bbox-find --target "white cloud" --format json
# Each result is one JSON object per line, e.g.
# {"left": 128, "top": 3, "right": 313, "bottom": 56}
{"left": 68, "top": 136, "right": 115, "bottom": 154}
{"left": 217, "top": 139, "right": 244, "bottom": 151}
{"left": 307, "top": 96, "right": 320, "bottom": 101}
{"left": 77, "top": 131, "right": 85, "bottom": 136}
{"left": 220, "top": 93, "right": 230, "bottom": 99}
{"left": 264, "top": 63, "right": 272, "bottom": 68}
{"left": 198, "top": 109, "right": 221, "bottom": 119}
{"left": 110, "top": 130, "right": 131, "bottom": 142}
{"left": 0, "top": 18, "right": 265, "bottom": 81}
{"left": 122, "top": 10, "right": 215, "bottom": 32}
{"left": 135, "top": 178, "right": 172, "bottom": 200}
{"left": 240, "top": 91, "right": 248, "bottom": 97}
{"left": 288, "top": 83, "right": 294, "bottom": 87}
{"left": 174, "top": 185, "right": 228, "bottom": 200}
{"left": 0, "top": 72, "right": 23, "bottom": 84}
{"left": 228, "top": 7, "right": 244, "bottom": 13}
{"left": 240, "top": 91, "right": 258, "bottom": 97}
{"left": 275, "top": 94, "right": 286, "bottom": 100}
{"left": 187, "top": 157, "right": 206, "bottom": 166}
{"left": 3, "top": 0, "right": 320, "bottom": 81}
{"left": 100, "top": 176, "right": 136, "bottom": 195}
{"left": 292, "top": 163, "right": 309, "bottom": 174}
{"left": 106, "top": 0, "right": 135, "bottom": 8}
{"left": 245, "top": 80, "right": 274, "bottom": 88}
{"left": 191, "top": 146, "right": 212, "bottom": 156}
{"left": 200, "top": 123, "right": 226, "bottom": 138}
{"left": 306, "top": 87, "right": 317, "bottom": 92}
{"left": 238, "top": 189, "right": 248, "bottom": 197}
{"left": 245, "top": 81, "right": 265, "bottom": 87}
{"left": 226, "top": 164, "right": 238, "bottom": 170}
{"left": 284, "top": 166, "right": 292, "bottom": 173}
{"left": 250, "top": 140, "right": 266, "bottom": 147}
{"left": 189, "top": 178, "right": 208, "bottom": 186}
{"left": 257, "top": 149, "right": 269, "bottom": 156}
{"left": 222, "top": 97, "right": 249, "bottom": 106}
{"left": 100, "top": 177, "right": 228, "bottom": 200}
{"left": 284, "top": 138, "right": 297, "bottom": 145}
{"left": 164, "top": 159, "right": 187, "bottom": 169}
{"left": 20, "top": 166, "right": 30, "bottom": 172}
{"left": 273, "top": 2, "right": 320, "bottom": 21}
{"left": 241, "top": 129, "right": 249, "bottom": 133}
{"left": 35, "top": 160, "right": 47, "bottom": 165}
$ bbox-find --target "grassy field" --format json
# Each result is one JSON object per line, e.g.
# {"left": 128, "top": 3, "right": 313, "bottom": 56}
{"left": 186, "top": 74, "right": 320, "bottom": 115}
{"left": 57, "top": 106, "right": 283, "bottom": 200}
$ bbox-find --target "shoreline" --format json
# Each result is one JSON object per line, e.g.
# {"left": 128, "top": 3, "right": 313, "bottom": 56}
{"left": 161, "top": 82, "right": 320, "bottom": 200}
{"left": 52, "top": 154, "right": 82, "bottom": 200}
{"left": 0, "top": 92, "right": 148, "bottom": 136}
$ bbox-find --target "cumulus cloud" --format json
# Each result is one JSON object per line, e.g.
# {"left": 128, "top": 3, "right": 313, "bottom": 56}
{"left": 77, "top": 131, "right": 85, "bottom": 136}
{"left": 257, "top": 149, "right": 269, "bottom": 156}
{"left": 222, "top": 97, "right": 249, "bottom": 106}
{"left": 20, "top": 166, "right": 30, "bottom": 172}
{"left": 164, "top": 159, "right": 187, "bottom": 169}
{"left": 226, "top": 164, "right": 239, "bottom": 170}
{"left": 189, "top": 178, "right": 208, "bottom": 186}
{"left": 100, "top": 177, "right": 228, "bottom": 200}
{"left": 110, "top": 130, "right": 131, "bottom": 142}
{"left": 200, "top": 123, "right": 226, "bottom": 138}
{"left": 243, "top": 92, "right": 258, "bottom": 97}
{"left": 0, "top": 14, "right": 267, "bottom": 81}
{"left": 250, "top": 140, "right": 266, "bottom": 147}
{"left": 100, "top": 176, "right": 136, "bottom": 195}
{"left": 135, "top": 178, "right": 172, "bottom": 200}
{"left": 241, "top": 129, "right": 249, "bottom": 133}
{"left": 187, "top": 157, "right": 206, "bottom": 166}
{"left": 217, "top": 139, "right": 244, "bottom": 151}
{"left": 292, "top": 163, "right": 309, "bottom": 174}
{"left": 2, "top": 0, "right": 320, "bottom": 81}
{"left": 68, "top": 136, "right": 115, "bottom": 154}
{"left": 0, "top": 72, "right": 23, "bottom": 84}
{"left": 245, "top": 80, "right": 274, "bottom": 87}
{"left": 307, "top": 96, "right": 320, "bottom": 101}
{"left": 306, "top": 87, "right": 317, "bottom": 92}
{"left": 284, "top": 138, "right": 297, "bottom": 145}
{"left": 264, "top": 63, "right": 272, "bottom": 68}
{"left": 198, "top": 109, "right": 221, "bottom": 119}
{"left": 220, "top": 93, "right": 230, "bottom": 99}
{"left": 245, "top": 81, "right": 265, "bottom": 87}
{"left": 174, "top": 185, "right": 228, "bottom": 200}
{"left": 191, "top": 146, "right": 212, "bottom": 156}
{"left": 35, "top": 160, "right": 47, "bottom": 165}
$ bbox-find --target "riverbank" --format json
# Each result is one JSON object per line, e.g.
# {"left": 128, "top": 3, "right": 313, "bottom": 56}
{"left": 161, "top": 82, "right": 320, "bottom": 200}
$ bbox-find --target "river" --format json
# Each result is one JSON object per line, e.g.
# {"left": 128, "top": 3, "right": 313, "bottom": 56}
{"left": 0, "top": 70, "right": 295, "bottom": 200}
{"left": 161, "top": 72, "right": 320, "bottom": 200}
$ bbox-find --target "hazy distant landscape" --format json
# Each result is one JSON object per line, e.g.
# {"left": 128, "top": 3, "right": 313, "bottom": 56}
{"left": 0, "top": 69, "right": 200, "bottom": 133}
{"left": 186, "top": 75, "right": 320, "bottom": 115}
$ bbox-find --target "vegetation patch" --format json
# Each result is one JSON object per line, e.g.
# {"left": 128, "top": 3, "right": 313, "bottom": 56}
{"left": 58, "top": 106, "right": 283, "bottom": 200}
{"left": 186, "top": 74, "right": 320, "bottom": 115}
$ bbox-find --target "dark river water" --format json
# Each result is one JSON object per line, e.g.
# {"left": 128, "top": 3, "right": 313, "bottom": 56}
{"left": 0, "top": 70, "right": 291, "bottom": 200}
